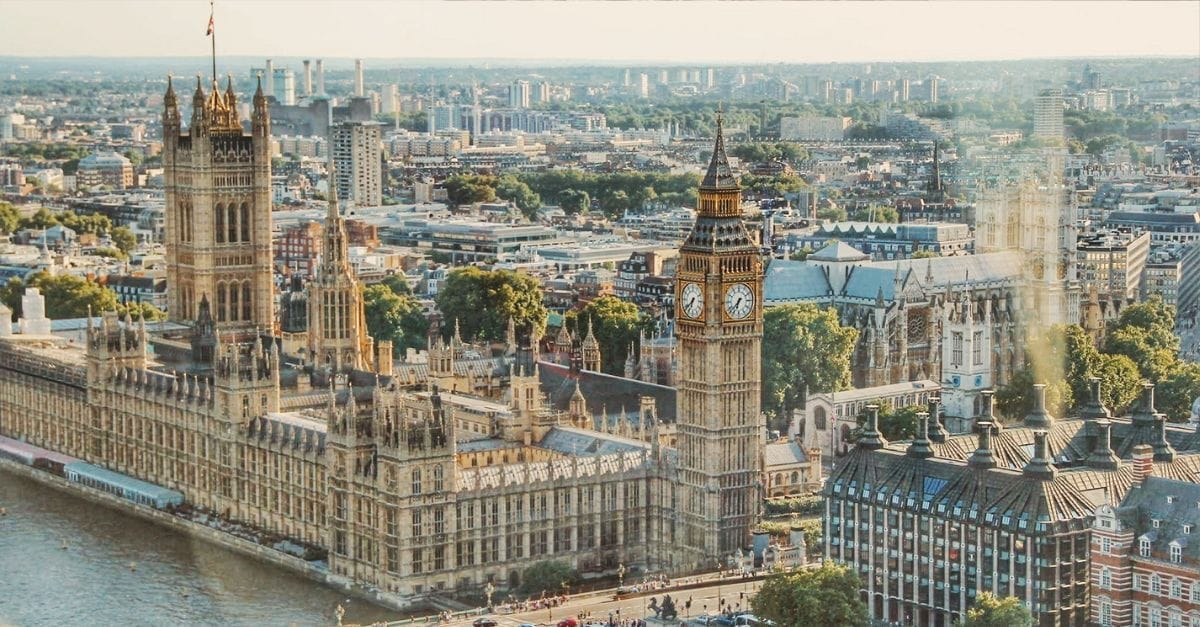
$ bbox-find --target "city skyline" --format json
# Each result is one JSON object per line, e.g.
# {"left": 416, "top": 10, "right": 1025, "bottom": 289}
{"left": 0, "top": 1, "right": 1197, "bottom": 63}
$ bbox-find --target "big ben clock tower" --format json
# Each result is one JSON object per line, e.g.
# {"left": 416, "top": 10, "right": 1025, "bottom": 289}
{"left": 675, "top": 112, "right": 764, "bottom": 565}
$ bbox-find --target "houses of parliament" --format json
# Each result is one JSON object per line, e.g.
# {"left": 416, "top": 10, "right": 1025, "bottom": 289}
{"left": 0, "top": 76, "right": 766, "bottom": 604}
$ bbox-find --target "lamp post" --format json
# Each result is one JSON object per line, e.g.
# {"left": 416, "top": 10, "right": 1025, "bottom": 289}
{"left": 716, "top": 558, "right": 723, "bottom": 614}
{"left": 618, "top": 562, "right": 626, "bottom": 588}
{"left": 485, "top": 581, "right": 495, "bottom": 610}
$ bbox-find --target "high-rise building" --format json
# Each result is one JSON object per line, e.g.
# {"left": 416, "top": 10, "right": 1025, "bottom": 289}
{"left": 508, "top": 80, "right": 530, "bottom": 108}
{"left": 675, "top": 112, "right": 765, "bottom": 565}
{"left": 163, "top": 75, "right": 274, "bottom": 331}
{"left": 926, "top": 75, "right": 940, "bottom": 103}
{"left": 705, "top": 68, "right": 715, "bottom": 90}
{"left": 638, "top": 73, "right": 650, "bottom": 99}
{"left": 623, "top": 68, "right": 631, "bottom": 87}
{"left": 534, "top": 81, "right": 550, "bottom": 104}
{"left": 307, "top": 162, "right": 372, "bottom": 372}
{"left": 331, "top": 121, "right": 383, "bottom": 208}
{"left": 1034, "top": 88, "right": 1065, "bottom": 140}
{"left": 272, "top": 68, "right": 296, "bottom": 106}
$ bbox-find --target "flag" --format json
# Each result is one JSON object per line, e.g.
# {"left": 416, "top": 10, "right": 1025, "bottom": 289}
{"left": 206, "top": 12, "right": 214, "bottom": 36}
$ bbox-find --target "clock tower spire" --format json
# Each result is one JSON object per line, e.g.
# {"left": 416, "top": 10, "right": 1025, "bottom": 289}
{"left": 674, "top": 110, "right": 765, "bottom": 566}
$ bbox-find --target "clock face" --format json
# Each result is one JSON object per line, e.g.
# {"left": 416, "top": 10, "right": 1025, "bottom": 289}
{"left": 680, "top": 283, "right": 704, "bottom": 319}
{"left": 724, "top": 283, "right": 754, "bottom": 319}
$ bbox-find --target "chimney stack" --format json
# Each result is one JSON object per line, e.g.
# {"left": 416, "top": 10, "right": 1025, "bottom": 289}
{"left": 967, "top": 421, "right": 997, "bottom": 470}
{"left": 927, "top": 395, "right": 949, "bottom": 443}
{"left": 354, "top": 59, "right": 364, "bottom": 97}
{"left": 302, "top": 60, "right": 312, "bottom": 97}
{"left": 1023, "top": 383, "right": 1055, "bottom": 429}
{"left": 906, "top": 411, "right": 934, "bottom": 459}
{"left": 265, "top": 59, "right": 274, "bottom": 99}
{"left": 316, "top": 59, "right": 325, "bottom": 96}
{"left": 1022, "top": 431, "right": 1057, "bottom": 480}
{"left": 1131, "top": 444, "right": 1154, "bottom": 485}
{"left": 857, "top": 404, "right": 887, "bottom": 451}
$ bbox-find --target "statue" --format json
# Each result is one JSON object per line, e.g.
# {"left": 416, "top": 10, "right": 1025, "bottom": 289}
{"left": 659, "top": 594, "right": 678, "bottom": 621}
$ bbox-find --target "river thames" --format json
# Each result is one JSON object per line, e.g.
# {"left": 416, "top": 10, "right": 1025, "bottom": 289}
{"left": 0, "top": 470, "right": 404, "bottom": 627}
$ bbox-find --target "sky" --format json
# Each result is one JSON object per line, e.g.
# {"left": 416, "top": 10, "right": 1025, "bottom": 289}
{"left": 0, "top": 1, "right": 1197, "bottom": 64}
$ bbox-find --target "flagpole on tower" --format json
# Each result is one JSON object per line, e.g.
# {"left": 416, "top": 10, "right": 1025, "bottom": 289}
{"left": 208, "top": 0, "right": 216, "bottom": 85}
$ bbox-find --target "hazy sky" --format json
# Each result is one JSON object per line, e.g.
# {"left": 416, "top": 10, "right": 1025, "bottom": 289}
{"left": 1, "top": 1, "right": 1197, "bottom": 63}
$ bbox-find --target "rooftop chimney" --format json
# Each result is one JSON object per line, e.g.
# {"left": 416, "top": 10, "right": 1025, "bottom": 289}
{"left": 316, "top": 59, "right": 325, "bottom": 96}
{"left": 967, "top": 421, "right": 997, "bottom": 470}
{"left": 1154, "top": 414, "right": 1176, "bottom": 462}
{"left": 927, "top": 395, "right": 949, "bottom": 443}
{"left": 1022, "top": 431, "right": 1057, "bottom": 480}
{"left": 1080, "top": 376, "right": 1112, "bottom": 423}
{"left": 1131, "top": 382, "right": 1157, "bottom": 427}
{"left": 265, "top": 59, "right": 274, "bottom": 99}
{"left": 975, "top": 390, "right": 1001, "bottom": 433}
{"left": 1023, "top": 383, "right": 1055, "bottom": 429}
{"left": 857, "top": 404, "right": 887, "bottom": 451}
{"left": 354, "top": 59, "right": 364, "bottom": 97}
{"left": 1131, "top": 444, "right": 1154, "bottom": 485}
{"left": 1087, "top": 419, "right": 1122, "bottom": 470}
{"left": 907, "top": 411, "right": 934, "bottom": 459}
{"left": 302, "top": 60, "right": 312, "bottom": 97}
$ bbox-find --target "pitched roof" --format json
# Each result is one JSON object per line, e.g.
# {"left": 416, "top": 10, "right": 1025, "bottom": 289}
{"left": 763, "top": 262, "right": 831, "bottom": 303}
{"left": 808, "top": 241, "right": 870, "bottom": 262}
{"left": 765, "top": 440, "right": 810, "bottom": 468}
{"left": 701, "top": 113, "right": 738, "bottom": 190}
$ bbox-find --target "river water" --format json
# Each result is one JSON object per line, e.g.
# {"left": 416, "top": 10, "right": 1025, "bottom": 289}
{"left": 0, "top": 470, "right": 406, "bottom": 627}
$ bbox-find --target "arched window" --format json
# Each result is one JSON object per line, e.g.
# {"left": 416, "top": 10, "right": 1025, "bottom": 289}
{"left": 227, "top": 205, "right": 238, "bottom": 243}
{"left": 240, "top": 203, "right": 251, "bottom": 242}
{"left": 228, "top": 283, "right": 239, "bottom": 322}
{"left": 215, "top": 203, "right": 225, "bottom": 243}
{"left": 814, "top": 406, "right": 827, "bottom": 431}
{"left": 1171, "top": 578, "right": 1182, "bottom": 598}
{"left": 215, "top": 283, "right": 226, "bottom": 322}
{"left": 790, "top": 471, "right": 799, "bottom": 484}
{"left": 242, "top": 281, "right": 252, "bottom": 322}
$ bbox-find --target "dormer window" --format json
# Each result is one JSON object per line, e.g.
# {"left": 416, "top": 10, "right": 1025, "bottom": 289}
{"left": 1186, "top": 525, "right": 1193, "bottom": 535}
{"left": 1141, "top": 538, "right": 1152, "bottom": 557}
{"left": 1154, "top": 519, "right": 1162, "bottom": 528}
{"left": 1171, "top": 544, "right": 1183, "bottom": 563}
{"left": 1168, "top": 496, "right": 1176, "bottom": 504}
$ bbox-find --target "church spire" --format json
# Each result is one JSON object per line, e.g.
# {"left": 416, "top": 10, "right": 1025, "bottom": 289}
{"left": 701, "top": 107, "right": 737, "bottom": 191}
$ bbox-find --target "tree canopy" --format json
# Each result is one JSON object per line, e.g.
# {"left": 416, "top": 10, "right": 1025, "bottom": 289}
{"left": 495, "top": 175, "right": 541, "bottom": 220}
{"left": 849, "top": 205, "right": 899, "bottom": 223}
{"left": 960, "top": 592, "right": 1033, "bottom": 627}
{"left": 2, "top": 272, "right": 122, "bottom": 320}
{"left": 0, "top": 202, "right": 20, "bottom": 235}
{"left": 518, "top": 560, "right": 575, "bottom": 596}
{"left": 435, "top": 267, "right": 547, "bottom": 343}
{"left": 564, "top": 295, "right": 655, "bottom": 376}
{"left": 363, "top": 284, "right": 428, "bottom": 353}
{"left": 751, "top": 563, "right": 868, "bottom": 627}
{"left": 443, "top": 174, "right": 498, "bottom": 207}
{"left": 761, "top": 303, "right": 858, "bottom": 429}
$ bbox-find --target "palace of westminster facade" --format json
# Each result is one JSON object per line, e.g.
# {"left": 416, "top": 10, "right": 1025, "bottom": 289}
{"left": 0, "top": 78, "right": 766, "bottom": 602}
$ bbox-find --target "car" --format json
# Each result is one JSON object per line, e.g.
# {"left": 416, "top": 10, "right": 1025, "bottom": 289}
{"left": 472, "top": 619, "right": 498, "bottom": 627}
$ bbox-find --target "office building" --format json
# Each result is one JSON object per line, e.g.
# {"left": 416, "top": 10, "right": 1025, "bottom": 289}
{"left": 508, "top": 80, "right": 530, "bottom": 109}
{"left": 1034, "top": 89, "right": 1065, "bottom": 140}
{"left": 779, "top": 115, "right": 851, "bottom": 141}
{"left": 1076, "top": 229, "right": 1151, "bottom": 302}
{"left": 331, "top": 121, "right": 383, "bottom": 208}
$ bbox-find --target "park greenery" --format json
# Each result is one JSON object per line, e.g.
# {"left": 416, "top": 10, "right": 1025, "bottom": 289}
{"left": 441, "top": 171, "right": 702, "bottom": 218}
{"left": 761, "top": 303, "right": 858, "bottom": 432}
{"left": 960, "top": 592, "right": 1034, "bottom": 627}
{"left": 362, "top": 276, "right": 428, "bottom": 354}
{"left": 434, "top": 267, "right": 548, "bottom": 343}
{"left": 996, "top": 299, "right": 1199, "bottom": 421}
{"left": 852, "top": 402, "right": 928, "bottom": 442}
{"left": 564, "top": 295, "right": 655, "bottom": 376}
{"left": 1, "top": 271, "right": 164, "bottom": 322}
{"left": 518, "top": 560, "right": 576, "bottom": 596}
{"left": 751, "top": 563, "right": 869, "bottom": 627}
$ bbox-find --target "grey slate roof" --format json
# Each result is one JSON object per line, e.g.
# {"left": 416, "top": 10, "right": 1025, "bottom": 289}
{"left": 538, "top": 360, "right": 676, "bottom": 423}
{"left": 763, "top": 262, "right": 831, "bottom": 303}
{"left": 764, "top": 440, "right": 810, "bottom": 467}
{"left": 808, "top": 241, "right": 870, "bottom": 262}
{"left": 538, "top": 426, "right": 650, "bottom": 457}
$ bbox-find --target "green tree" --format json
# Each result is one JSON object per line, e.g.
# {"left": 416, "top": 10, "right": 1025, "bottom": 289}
{"left": 443, "top": 174, "right": 497, "bottom": 207}
{"left": 111, "top": 226, "right": 137, "bottom": 255}
{"left": 558, "top": 189, "right": 591, "bottom": 214}
{"left": 379, "top": 273, "right": 412, "bottom": 296}
{"left": 995, "top": 368, "right": 1072, "bottom": 421}
{"left": 435, "top": 267, "right": 547, "bottom": 343}
{"left": 1158, "top": 362, "right": 1200, "bottom": 423}
{"left": 0, "top": 202, "right": 19, "bottom": 234}
{"left": 816, "top": 206, "right": 847, "bottom": 222}
{"left": 2, "top": 272, "right": 120, "bottom": 320}
{"left": 960, "top": 592, "right": 1033, "bottom": 627}
{"left": 751, "top": 563, "right": 868, "bottom": 627}
{"left": 855, "top": 402, "right": 925, "bottom": 441}
{"left": 911, "top": 249, "right": 937, "bottom": 259}
{"left": 852, "top": 205, "right": 899, "bottom": 223}
{"left": 495, "top": 175, "right": 541, "bottom": 220}
{"left": 762, "top": 303, "right": 858, "bottom": 428}
{"left": 518, "top": 560, "right": 575, "bottom": 596}
{"left": 117, "top": 300, "right": 166, "bottom": 321}
{"left": 20, "top": 207, "right": 59, "bottom": 230}
{"left": 1094, "top": 353, "right": 1142, "bottom": 415}
{"left": 565, "top": 295, "right": 654, "bottom": 376}
{"left": 58, "top": 211, "right": 112, "bottom": 237}
{"left": 1103, "top": 298, "right": 1180, "bottom": 382}
{"left": 363, "top": 284, "right": 428, "bottom": 353}
{"left": 789, "top": 246, "right": 815, "bottom": 261}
